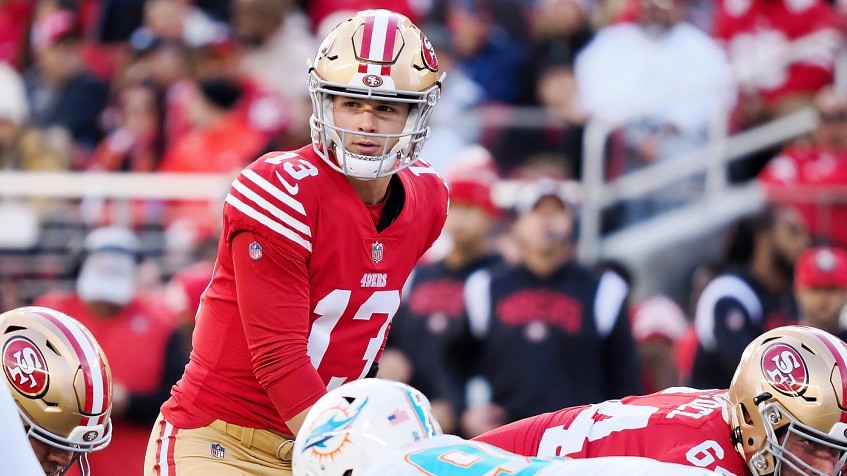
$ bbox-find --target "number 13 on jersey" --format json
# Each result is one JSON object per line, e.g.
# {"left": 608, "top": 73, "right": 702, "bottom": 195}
{"left": 308, "top": 289, "right": 400, "bottom": 390}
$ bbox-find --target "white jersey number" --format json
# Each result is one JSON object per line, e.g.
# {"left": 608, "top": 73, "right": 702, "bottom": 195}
{"left": 309, "top": 290, "right": 400, "bottom": 390}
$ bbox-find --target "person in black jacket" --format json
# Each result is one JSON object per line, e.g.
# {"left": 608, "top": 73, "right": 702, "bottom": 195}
{"left": 690, "top": 205, "right": 809, "bottom": 389}
{"left": 461, "top": 177, "right": 642, "bottom": 437}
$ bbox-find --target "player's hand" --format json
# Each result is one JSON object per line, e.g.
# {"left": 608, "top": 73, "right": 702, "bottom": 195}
{"left": 461, "top": 403, "right": 506, "bottom": 437}
{"left": 376, "top": 348, "right": 413, "bottom": 383}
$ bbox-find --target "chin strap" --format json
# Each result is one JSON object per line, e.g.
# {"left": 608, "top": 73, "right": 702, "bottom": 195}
{"left": 59, "top": 453, "right": 89, "bottom": 476}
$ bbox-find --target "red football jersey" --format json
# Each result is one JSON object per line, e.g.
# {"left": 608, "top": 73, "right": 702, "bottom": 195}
{"left": 162, "top": 145, "right": 448, "bottom": 435}
{"left": 714, "top": 0, "right": 836, "bottom": 105}
{"left": 758, "top": 144, "right": 847, "bottom": 249}
{"left": 474, "top": 388, "right": 749, "bottom": 476}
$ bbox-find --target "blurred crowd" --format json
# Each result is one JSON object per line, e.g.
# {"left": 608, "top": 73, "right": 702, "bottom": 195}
{"left": 3, "top": 0, "right": 847, "bottom": 470}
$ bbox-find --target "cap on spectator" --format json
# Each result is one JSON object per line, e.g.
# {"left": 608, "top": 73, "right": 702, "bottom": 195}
{"left": 76, "top": 227, "right": 140, "bottom": 306}
{"left": 630, "top": 295, "right": 689, "bottom": 344}
{"left": 795, "top": 246, "right": 847, "bottom": 289}
{"left": 446, "top": 145, "right": 499, "bottom": 217}
{"left": 514, "top": 177, "right": 579, "bottom": 215}
{"left": 31, "top": 9, "right": 78, "bottom": 51}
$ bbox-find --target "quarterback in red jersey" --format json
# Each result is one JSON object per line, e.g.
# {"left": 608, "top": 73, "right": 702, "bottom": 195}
{"left": 475, "top": 325, "right": 847, "bottom": 476}
{"left": 144, "top": 9, "right": 447, "bottom": 476}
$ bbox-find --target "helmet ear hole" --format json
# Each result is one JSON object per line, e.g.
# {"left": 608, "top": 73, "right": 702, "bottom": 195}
{"left": 740, "top": 403, "right": 753, "bottom": 425}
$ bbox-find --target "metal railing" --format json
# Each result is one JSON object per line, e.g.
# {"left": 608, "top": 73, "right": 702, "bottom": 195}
{"left": 577, "top": 107, "right": 819, "bottom": 263}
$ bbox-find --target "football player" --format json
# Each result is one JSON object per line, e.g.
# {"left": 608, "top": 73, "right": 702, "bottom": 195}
{"left": 474, "top": 325, "right": 847, "bottom": 476}
{"left": 144, "top": 8, "right": 448, "bottom": 476}
{"left": 1, "top": 306, "right": 113, "bottom": 476}
{"left": 292, "top": 378, "right": 721, "bottom": 476}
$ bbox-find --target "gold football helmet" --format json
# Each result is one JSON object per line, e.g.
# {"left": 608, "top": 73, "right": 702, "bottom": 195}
{"left": 308, "top": 9, "right": 443, "bottom": 179}
{"left": 1, "top": 306, "right": 112, "bottom": 476}
{"left": 728, "top": 325, "right": 847, "bottom": 476}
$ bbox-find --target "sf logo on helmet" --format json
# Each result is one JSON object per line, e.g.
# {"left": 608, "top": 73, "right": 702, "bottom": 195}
{"left": 3, "top": 336, "right": 49, "bottom": 397}
{"left": 363, "top": 75, "right": 384, "bottom": 88}
{"left": 760, "top": 343, "right": 809, "bottom": 396}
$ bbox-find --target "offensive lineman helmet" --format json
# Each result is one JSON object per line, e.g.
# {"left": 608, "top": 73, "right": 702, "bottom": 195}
{"left": 308, "top": 9, "right": 442, "bottom": 180}
{"left": 292, "top": 378, "right": 442, "bottom": 476}
{"left": 1, "top": 306, "right": 112, "bottom": 476}
{"left": 728, "top": 325, "right": 847, "bottom": 476}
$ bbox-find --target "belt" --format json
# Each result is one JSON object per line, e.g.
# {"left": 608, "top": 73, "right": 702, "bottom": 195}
{"left": 209, "top": 420, "right": 295, "bottom": 462}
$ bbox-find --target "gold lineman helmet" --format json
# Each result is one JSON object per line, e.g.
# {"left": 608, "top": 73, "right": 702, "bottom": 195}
{"left": 308, "top": 9, "right": 443, "bottom": 179}
{"left": 728, "top": 325, "right": 847, "bottom": 476}
{"left": 1, "top": 306, "right": 112, "bottom": 476}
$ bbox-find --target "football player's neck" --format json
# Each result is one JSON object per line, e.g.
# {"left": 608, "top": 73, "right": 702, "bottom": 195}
{"left": 346, "top": 175, "right": 392, "bottom": 205}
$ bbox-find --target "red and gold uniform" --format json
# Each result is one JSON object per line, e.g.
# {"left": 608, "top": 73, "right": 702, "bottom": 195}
{"left": 474, "top": 388, "right": 748, "bottom": 476}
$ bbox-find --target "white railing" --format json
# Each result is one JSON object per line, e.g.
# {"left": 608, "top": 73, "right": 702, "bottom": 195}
{"left": 577, "top": 107, "right": 819, "bottom": 263}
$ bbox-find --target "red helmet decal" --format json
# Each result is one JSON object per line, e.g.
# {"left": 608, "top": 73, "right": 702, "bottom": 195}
{"left": 363, "top": 74, "right": 384, "bottom": 88}
{"left": 761, "top": 343, "right": 809, "bottom": 396}
{"left": 3, "top": 336, "right": 49, "bottom": 398}
{"left": 421, "top": 33, "right": 438, "bottom": 71}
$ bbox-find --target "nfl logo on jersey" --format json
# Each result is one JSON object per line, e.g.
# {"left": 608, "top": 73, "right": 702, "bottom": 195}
{"left": 210, "top": 443, "right": 225, "bottom": 459}
{"left": 249, "top": 241, "right": 263, "bottom": 261}
{"left": 372, "top": 242, "right": 384, "bottom": 263}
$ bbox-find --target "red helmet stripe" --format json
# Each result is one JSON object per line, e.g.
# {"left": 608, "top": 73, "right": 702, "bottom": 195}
{"left": 33, "top": 308, "right": 109, "bottom": 426}
{"left": 806, "top": 327, "right": 847, "bottom": 422}
{"left": 357, "top": 12, "right": 398, "bottom": 77}
{"left": 357, "top": 14, "right": 375, "bottom": 74}
{"left": 380, "top": 14, "right": 398, "bottom": 76}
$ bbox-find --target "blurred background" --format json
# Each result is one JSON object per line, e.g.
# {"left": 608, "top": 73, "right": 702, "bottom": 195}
{"left": 4, "top": 0, "right": 847, "bottom": 457}
{"left": 2, "top": 0, "right": 845, "bottom": 308}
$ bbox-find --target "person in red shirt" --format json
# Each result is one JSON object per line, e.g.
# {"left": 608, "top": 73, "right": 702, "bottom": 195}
{"left": 714, "top": 0, "right": 838, "bottom": 131}
{"left": 143, "top": 9, "right": 447, "bottom": 476}
{"left": 758, "top": 86, "right": 847, "bottom": 249}
{"left": 794, "top": 246, "right": 847, "bottom": 341}
{"left": 474, "top": 325, "right": 847, "bottom": 476}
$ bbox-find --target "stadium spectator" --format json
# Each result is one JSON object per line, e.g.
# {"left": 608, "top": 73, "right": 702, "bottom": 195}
{"left": 715, "top": 0, "right": 839, "bottom": 132}
{"left": 1, "top": 305, "right": 112, "bottom": 476}
{"left": 89, "top": 80, "right": 164, "bottom": 172}
{"left": 383, "top": 145, "right": 502, "bottom": 434}
{"left": 461, "top": 177, "right": 641, "bottom": 437}
{"left": 24, "top": 7, "right": 109, "bottom": 162}
{"left": 157, "top": 76, "right": 267, "bottom": 174}
{"left": 143, "top": 10, "right": 448, "bottom": 475}
{"left": 758, "top": 86, "right": 847, "bottom": 249}
{"left": 474, "top": 325, "right": 847, "bottom": 476}
{"left": 0, "top": 61, "right": 71, "bottom": 172}
{"left": 794, "top": 246, "right": 847, "bottom": 341}
{"left": 291, "top": 378, "right": 721, "bottom": 476}
{"left": 232, "top": 0, "right": 316, "bottom": 147}
{"left": 34, "top": 227, "right": 188, "bottom": 475}
{"left": 445, "top": 0, "right": 533, "bottom": 105}
{"left": 575, "top": 0, "right": 735, "bottom": 227}
{"left": 415, "top": 25, "right": 485, "bottom": 174}
{"left": 0, "top": 0, "right": 34, "bottom": 68}
{"left": 690, "top": 205, "right": 808, "bottom": 389}
{"left": 163, "top": 259, "right": 215, "bottom": 350}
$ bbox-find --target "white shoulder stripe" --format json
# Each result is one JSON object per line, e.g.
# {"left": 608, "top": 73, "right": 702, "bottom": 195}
{"left": 694, "top": 275, "right": 761, "bottom": 352}
{"left": 465, "top": 269, "right": 492, "bottom": 338}
{"left": 226, "top": 194, "right": 312, "bottom": 252}
{"left": 232, "top": 179, "right": 311, "bottom": 237}
{"left": 594, "top": 270, "right": 628, "bottom": 338}
{"left": 241, "top": 169, "right": 306, "bottom": 216}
